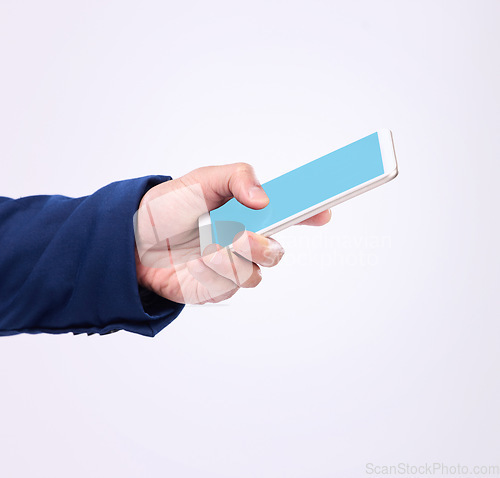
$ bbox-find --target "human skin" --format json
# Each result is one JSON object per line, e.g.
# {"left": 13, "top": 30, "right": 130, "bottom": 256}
{"left": 135, "top": 163, "right": 331, "bottom": 305}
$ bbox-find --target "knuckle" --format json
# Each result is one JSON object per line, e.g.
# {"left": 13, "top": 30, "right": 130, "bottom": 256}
{"left": 242, "top": 268, "right": 262, "bottom": 288}
{"left": 234, "top": 263, "right": 254, "bottom": 284}
{"left": 235, "top": 162, "right": 254, "bottom": 176}
{"left": 232, "top": 232, "right": 252, "bottom": 257}
{"left": 211, "top": 287, "right": 239, "bottom": 303}
{"left": 226, "top": 287, "right": 239, "bottom": 300}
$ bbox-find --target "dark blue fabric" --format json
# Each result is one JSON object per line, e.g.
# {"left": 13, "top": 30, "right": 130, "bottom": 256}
{"left": 0, "top": 176, "right": 184, "bottom": 337}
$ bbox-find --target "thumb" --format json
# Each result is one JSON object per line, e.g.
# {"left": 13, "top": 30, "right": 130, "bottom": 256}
{"left": 183, "top": 163, "right": 269, "bottom": 211}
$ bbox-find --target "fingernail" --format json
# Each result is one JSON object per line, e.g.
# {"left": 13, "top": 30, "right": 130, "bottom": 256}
{"left": 248, "top": 185, "right": 268, "bottom": 201}
{"left": 272, "top": 241, "right": 285, "bottom": 258}
{"left": 263, "top": 242, "right": 285, "bottom": 266}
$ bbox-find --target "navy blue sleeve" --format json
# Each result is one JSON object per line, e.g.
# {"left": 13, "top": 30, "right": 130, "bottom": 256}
{"left": 0, "top": 175, "right": 184, "bottom": 337}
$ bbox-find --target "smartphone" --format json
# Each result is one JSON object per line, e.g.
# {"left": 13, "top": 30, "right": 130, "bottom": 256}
{"left": 199, "top": 129, "right": 398, "bottom": 251}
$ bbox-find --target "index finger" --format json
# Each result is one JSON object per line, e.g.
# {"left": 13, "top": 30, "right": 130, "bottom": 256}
{"left": 231, "top": 231, "right": 285, "bottom": 267}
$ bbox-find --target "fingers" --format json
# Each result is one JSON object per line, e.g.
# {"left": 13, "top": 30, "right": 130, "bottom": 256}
{"left": 197, "top": 231, "right": 284, "bottom": 299}
{"left": 201, "top": 244, "right": 263, "bottom": 288}
{"left": 231, "top": 231, "right": 285, "bottom": 267}
{"left": 182, "top": 163, "right": 270, "bottom": 211}
{"left": 298, "top": 209, "right": 332, "bottom": 226}
{"left": 187, "top": 258, "right": 239, "bottom": 300}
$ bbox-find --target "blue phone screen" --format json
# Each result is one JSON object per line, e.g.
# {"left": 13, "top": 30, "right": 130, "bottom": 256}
{"left": 210, "top": 132, "right": 385, "bottom": 246}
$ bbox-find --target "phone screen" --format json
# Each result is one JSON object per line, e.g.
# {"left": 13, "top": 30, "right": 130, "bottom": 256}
{"left": 210, "top": 132, "right": 385, "bottom": 246}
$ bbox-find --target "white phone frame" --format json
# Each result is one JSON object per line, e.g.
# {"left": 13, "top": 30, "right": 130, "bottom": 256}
{"left": 199, "top": 129, "right": 398, "bottom": 251}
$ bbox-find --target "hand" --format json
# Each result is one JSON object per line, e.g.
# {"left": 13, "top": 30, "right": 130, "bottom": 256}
{"left": 134, "top": 163, "right": 331, "bottom": 304}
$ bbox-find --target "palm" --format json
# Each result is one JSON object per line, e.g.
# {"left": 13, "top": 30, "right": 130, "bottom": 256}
{"left": 135, "top": 176, "right": 238, "bottom": 304}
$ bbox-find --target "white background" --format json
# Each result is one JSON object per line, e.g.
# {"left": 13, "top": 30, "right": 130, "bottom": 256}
{"left": 0, "top": 1, "right": 499, "bottom": 477}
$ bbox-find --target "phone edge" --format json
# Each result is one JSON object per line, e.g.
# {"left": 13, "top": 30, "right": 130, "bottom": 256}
{"left": 199, "top": 130, "right": 399, "bottom": 247}
{"left": 257, "top": 130, "right": 398, "bottom": 237}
